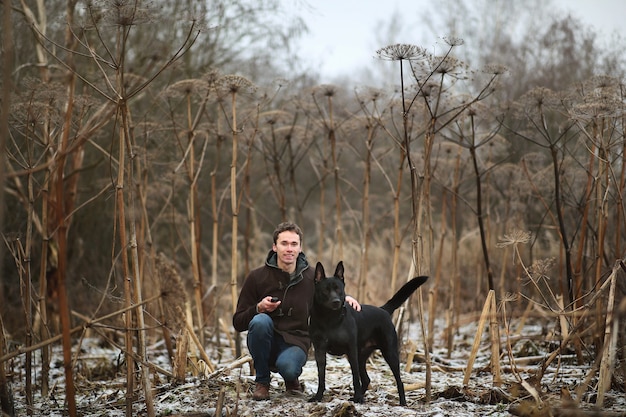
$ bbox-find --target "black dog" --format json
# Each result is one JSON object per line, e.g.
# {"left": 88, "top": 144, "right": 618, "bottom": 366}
{"left": 308, "top": 261, "right": 428, "bottom": 406}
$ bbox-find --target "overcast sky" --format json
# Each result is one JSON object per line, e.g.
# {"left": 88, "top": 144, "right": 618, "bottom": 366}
{"left": 287, "top": 0, "right": 625, "bottom": 80}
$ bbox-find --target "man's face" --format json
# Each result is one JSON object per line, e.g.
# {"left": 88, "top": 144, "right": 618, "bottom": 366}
{"left": 273, "top": 230, "right": 302, "bottom": 272}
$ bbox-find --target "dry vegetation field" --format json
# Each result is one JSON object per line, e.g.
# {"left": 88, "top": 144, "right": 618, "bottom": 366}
{"left": 2, "top": 1, "right": 626, "bottom": 417}
{"left": 7, "top": 308, "right": 626, "bottom": 416}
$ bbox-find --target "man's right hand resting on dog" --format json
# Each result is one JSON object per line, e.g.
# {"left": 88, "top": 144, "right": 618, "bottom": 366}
{"left": 232, "top": 221, "right": 361, "bottom": 401}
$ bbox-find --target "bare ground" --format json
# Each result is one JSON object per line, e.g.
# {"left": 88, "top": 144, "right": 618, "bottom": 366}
{"left": 7, "top": 318, "right": 626, "bottom": 416}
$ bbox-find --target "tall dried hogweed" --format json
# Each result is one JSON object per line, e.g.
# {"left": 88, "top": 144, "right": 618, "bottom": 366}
{"left": 156, "top": 252, "right": 187, "bottom": 333}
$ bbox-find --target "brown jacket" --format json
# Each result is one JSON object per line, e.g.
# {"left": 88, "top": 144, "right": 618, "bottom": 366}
{"left": 232, "top": 251, "right": 315, "bottom": 353}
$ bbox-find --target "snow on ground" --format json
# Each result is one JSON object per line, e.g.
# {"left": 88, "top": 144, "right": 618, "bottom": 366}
{"left": 7, "top": 317, "right": 625, "bottom": 416}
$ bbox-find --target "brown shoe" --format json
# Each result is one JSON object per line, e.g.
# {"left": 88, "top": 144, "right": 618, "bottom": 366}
{"left": 252, "top": 382, "right": 270, "bottom": 401}
{"left": 285, "top": 379, "right": 303, "bottom": 394}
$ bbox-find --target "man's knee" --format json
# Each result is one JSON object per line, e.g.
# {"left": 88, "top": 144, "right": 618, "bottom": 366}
{"left": 277, "top": 362, "right": 302, "bottom": 381}
{"left": 275, "top": 348, "right": 306, "bottom": 381}
{"left": 249, "top": 313, "right": 273, "bottom": 334}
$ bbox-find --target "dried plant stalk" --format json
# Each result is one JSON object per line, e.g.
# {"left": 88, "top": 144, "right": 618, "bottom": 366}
{"left": 390, "top": 145, "right": 406, "bottom": 294}
{"left": 157, "top": 253, "right": 189, "bottom": 375}
{"left": 215, "top": 387, "right": 225, "bottom": 417}
{"left": 463, "top": 290, "right": 494, "bottom": 385}
{"left": 220, "top": 318, "right": 237, "bottom": 358}
{"left": 404, "top": 339, "right": 416, "bottom": 373}
{"left": 540, "top": 273, "right": 614, "bottom": 377}
{"left": 417, "top": 287, "right": 431, "bottom": 402}
{"left": 404, "top": 381, "right": 426, "bottom": 392}
{"left": 173, "top": 329, "right": 189, "bottom": 384}
{"left": 429, "top": 203, "right": 446, "bottom": 351}
{"left": 185, "top": 317, "right": 215, "bottom": 373}
{"left": 207, "top": 355, "right": 252, "bottom": 380}
{"left": 489, "top": 292, "right": 502, "bottom": 387}
{"left": 156, "top": 253, "right": 187, "bottom": 332}
{"left": 557, "top": 296, "right": 569, "bottom": 341}
{"left": 596, "top": 266, "right": 618, "bottom": 407}
{"left": 0, "top": 313, "right": 15, "bottom": 415}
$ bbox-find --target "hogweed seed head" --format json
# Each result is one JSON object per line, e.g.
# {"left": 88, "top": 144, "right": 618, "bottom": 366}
{"left": 483, "top": 63, "right": 509, "bottom": 76}
{"left": 433, "top": 55, "right": 467, "bottom": 79}
{"left": 501, "top": 292, "right": 518, "bottom": 303}
{"left": 217, "top": 74, "right": 256, "bottom": 95}
{"left": 261, "top": 110, "right": 290, "bottom": 125}
{"left": 529, "top": 257, "right": 555, "bottom": 283}
{"left": 376, "top": 43, "right": 425, "bottom": 61}
{"left": 313, "top": 84, "right": 338, "bottom": 98}
{"left": 203, "top": 68, "right": 221, "bottom": 88}
{"left": 442, "top": 36, "right": 464, "bottom": 47}
{"left": 355, "top": 86, "right": 385, "bottom": 103}
{"left": 160, "top": 79, "right": 209, "bottom": 100}
{"left": 96, "top": 0, "right": 155, "bottom": 27}
{"left": 496, "top": 229, "right": 532, "bottom": 247}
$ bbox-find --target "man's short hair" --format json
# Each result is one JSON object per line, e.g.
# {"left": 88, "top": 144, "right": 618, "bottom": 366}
{"left": 273, "top": 222, "right": 303, "bottom": 244}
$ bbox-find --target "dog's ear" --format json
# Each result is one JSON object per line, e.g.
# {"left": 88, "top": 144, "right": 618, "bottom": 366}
{"left": 314, "top": 262, "right": 325, "bottom": 283}
{"left": 334, "top": 261, "right": 344, "bottom": 281}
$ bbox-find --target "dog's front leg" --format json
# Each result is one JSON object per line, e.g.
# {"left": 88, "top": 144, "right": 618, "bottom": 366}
{"left": 347, "top": 346, "right": 363, "bottom": 403}
{"left": 308, "top": 346, "right": 327, "bottom": 402}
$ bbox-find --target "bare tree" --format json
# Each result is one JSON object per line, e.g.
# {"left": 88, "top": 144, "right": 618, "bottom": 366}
{"left": 12, "top": 1, "right": 201, "bottom": 415}
{"left": 0, "top": 5, "right": 14, "bottom": 414}
{"left": 425, "top": 0, "right": 625, "bottom": 99}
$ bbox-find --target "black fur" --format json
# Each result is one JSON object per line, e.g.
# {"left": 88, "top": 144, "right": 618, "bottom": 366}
{"left": 308, "top": 261, "right": 428, "bottom": 405}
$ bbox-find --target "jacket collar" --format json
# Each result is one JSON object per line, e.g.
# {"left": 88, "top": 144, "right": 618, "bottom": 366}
{"left": 265, "top": 250, "right": 310, "bottom": 278}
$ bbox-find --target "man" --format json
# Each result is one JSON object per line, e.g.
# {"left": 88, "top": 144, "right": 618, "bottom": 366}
{"left": 233, "top": 222, "right": 360, "bottom": 400}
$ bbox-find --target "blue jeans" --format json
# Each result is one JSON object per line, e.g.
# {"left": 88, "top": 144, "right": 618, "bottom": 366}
{"left": 247, "top": 313, "right": 307, "bottom": 385}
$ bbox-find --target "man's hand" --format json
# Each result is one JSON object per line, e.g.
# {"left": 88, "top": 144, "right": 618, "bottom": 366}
{"left": 257, "top": 296, "right": 281, "bottom": 313}
{"left": 345, "top": 295, "right": 361, "bottom": 312}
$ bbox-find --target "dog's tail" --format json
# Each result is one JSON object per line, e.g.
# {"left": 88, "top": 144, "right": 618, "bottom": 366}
{"left": 380, "top": 276, "right": 428, "bottom": 314}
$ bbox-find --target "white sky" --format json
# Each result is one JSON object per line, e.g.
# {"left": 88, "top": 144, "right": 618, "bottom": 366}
{"left": 287, "top": 0, "right": 625, "bottom": 80}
